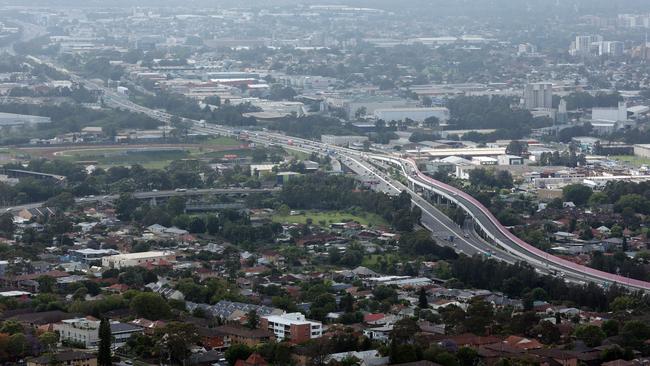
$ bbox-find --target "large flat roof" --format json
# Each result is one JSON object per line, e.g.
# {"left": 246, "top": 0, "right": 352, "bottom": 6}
{"left": 105, "top": 251, "right": 174, "bottom": 260}
{"left": 405, "top": 147, "right": 506, "bottom": 157}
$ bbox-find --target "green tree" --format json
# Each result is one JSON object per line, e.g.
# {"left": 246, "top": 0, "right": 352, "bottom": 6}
{"left": 390, "top": 317, "right": 420, "bottom": 345}
{"left": 225, "top": 343, "right": 253, "bottom": 366}
{"left": 188, "top": 216, "right": 206, "bottom": 233}
{"left": 418, "top": 287, "right": 429, "bottom": 309}
{"left": 246, "top": 309, "right": 259, "bottom": 329}
{"left": 166, "top": 196, "right": 186, "bottom": 216}
{"left": 562, "top": 184, "right": 592, "bottom": 206}
{"left": 533, "top": 320, "right": 561, "bottom": 344}
{"left": 37, "top": 275, "right": 56, "bottom": 293}
{"left": 0, "top": 320, "right": 23, "bottom": 334}
{"left": 573, "top": 324, "right": 605, "bottom": 347}
{"left": 464, "top": 298, "right": 493, "bottom": 335}
{"left": 157, "top": 322, "right": 199, "bottom": 364}
{"left": 115, "top": 193, "right": 139, "bottom": 221}
{"left": 456, "top": 347, "right": 479, "bottom": 366}
{"left": 45, "top": 192, "right": 75, "bottom": 210}
{"left": 0, "top": 212, "right": 15, "bottom": 236}
{"left": 38, "top": 331, "right": 59, "bottom": 353}
{"left": 277, "top": 204, "right": 290, "bottom": 217}
{"left": 130, "top": 292, "right": 171, "bottom": 320}
{"left": 206, "top": 214, "right": 220, "bottom": 235}
{"left": 7, "top": 333, "right": 27, "bottom": 358}
{"left": 601, "top": 319, "right": 619, "bottom": 337}
{"left": 98, "top": 317, "right": 112, "bottom": 366}
{"left": 506, "top": 140, "right": 528, "bottom": 156}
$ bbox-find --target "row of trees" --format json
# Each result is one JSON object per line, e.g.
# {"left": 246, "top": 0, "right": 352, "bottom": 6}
{"left": 450, "top": 255, "right": 629, "bottom": 311}
{"left": 137, "top": 91, "right": 259, "bottom": 127}
{"left": 554, "top": 91, "right": 623, "bottom": 111}
{"left": 280, "top": 174, "right": 421, "bottom": 231}
{"left": 0, "top": 102, "right": 161, "bottom": 144}
{"left": 0, "top": 158, "right": 234, "bottom": 206}
{"left": 9, "top": 85, "right": 98, "bottom": 103}
{"left": 447, "top": 96, "right": 552, "bottom": 140}
{"left": 269, "top": 115, "right": 356, "bottom": 139}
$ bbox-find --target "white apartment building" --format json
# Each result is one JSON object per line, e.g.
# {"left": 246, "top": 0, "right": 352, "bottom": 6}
{"left": 54, "top": 318, "right": 143, "bottom": 348}
{"left": 260, "top": 313, "right": 322, "bottom": 343}
{"left": 101, "top": 251, "right": 176, "bottom": 269}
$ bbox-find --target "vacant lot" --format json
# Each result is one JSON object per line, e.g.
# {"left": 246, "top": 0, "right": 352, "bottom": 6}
{"left": 272, "top": 210, "right": 387, "bottom": 227}
{"left": 612, "top": 155, "right": 650, "bottom": 167}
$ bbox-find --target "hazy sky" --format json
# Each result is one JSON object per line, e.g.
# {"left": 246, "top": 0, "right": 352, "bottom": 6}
{"left": 2, "top": 0, "right": 650, "bottom": 15}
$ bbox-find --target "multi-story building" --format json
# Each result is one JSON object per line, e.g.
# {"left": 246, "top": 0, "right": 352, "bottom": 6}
{"left": 572, "top": 35, "right": 603, "bottom": 56}
{"left": 523, "top": 82, "right": 553, "bottom": 110}
{"left": 598, "top": 41, "right": 624, "bottom": 57}
{"left": 54, "top": 318, "right": 143, "bottom": 348}
{"left": 372, "top": 107, "right": 450, "bottom": 123}
{"left": 260, "top": 313, "right": 322, "bottom": 343}
{"left": 101, "top": 251, "right": 176, "bottom": 269}
{"left": 28, "top": 351, "right": 96, "bottom": 366}
{"left": 70, "top": 249, "right": 120, "bottom": 264}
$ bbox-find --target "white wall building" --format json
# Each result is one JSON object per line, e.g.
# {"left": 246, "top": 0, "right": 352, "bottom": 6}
{"left": 373, "top": 107, "right": 449, "bottom": 122}
{"left": 321, "top": 134, "right": 369, "bottom": 146}
{"left": 592, "top": 102, "right": 628, "bottom": 122}
{"left": 523, "top": 82, "right": 553, "bottom": 109}
{"left": 54, "top": 318, "right": 143, "bottom": 348}
{"left": 261, "top": 313, "right": 322, "bottom": 342}
{"left": 101, "top": 251, "right": 176, "bottom": 269}
{"left": 498, "top": 155, "right": 525, "bottom": 166}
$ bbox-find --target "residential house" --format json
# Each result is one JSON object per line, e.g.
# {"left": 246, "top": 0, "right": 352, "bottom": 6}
{"left": 326, "top": 350, "right": 389, "bottom": 366}
{"left": 363, "top": 325, "right": 393, "bottom": 343}
{"left": 235, "top": 353, "right": 268, "bottom": 366}
{"left": 18, "top": 207, "right": 57, "bottom": 221}
{"left": 211, "top": 325, "right": 275, "bottom": 348}
{"left": 503, "top": 335, "right": 543, "bottom": 350}
{"left": 27, "top": 351, "right": 96, "bottom": 366}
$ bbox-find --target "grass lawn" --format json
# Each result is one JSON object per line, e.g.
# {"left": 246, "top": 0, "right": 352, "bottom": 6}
{"left": 201, "top": 148, "right": 252, "bottom": 159}
{"left": 272, "top": 210, "right": 387, "bottom": 227}
{"left": 206, "top": 136, "right": 241, "bottom": 147}
{"left": 285, "top": 148, "right": 310, "bottom": 160}
{"left": 611, "top": 155, "right": 650, "bottom": 167}
{"left": 362, "top": 253, "right": 398, "bottom": 268}
{"left": 57, "top": 148, "right": 193, "bottom": 169}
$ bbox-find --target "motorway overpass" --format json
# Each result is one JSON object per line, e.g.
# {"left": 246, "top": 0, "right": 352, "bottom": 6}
{"left": 46, "top": 62, "right": 650, "bottom": 291}
{"left": 394, "top": 157, "right": 650, "bottom": 291}
{"left": 0, "top": 188, "right": 278, "bottom": 213}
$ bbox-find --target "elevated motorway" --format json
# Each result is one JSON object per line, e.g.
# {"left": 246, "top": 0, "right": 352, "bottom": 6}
{"left": 43, "top": 64, "right": 650, "bottom": 291}
{"left": 394, "top": 158, "right": 650, "bottom": 291}
{"left": 175, "top": 123, "right": 650, "bottom": 290}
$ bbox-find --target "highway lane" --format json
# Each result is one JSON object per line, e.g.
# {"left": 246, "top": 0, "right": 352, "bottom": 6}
{"left": 42, "top": 64, "right": 650, "bottom": 289}
{"left": 177, "top": 124, "right": 559, "bottom": 268}
{"left": 334, "top": 155, "right": 503, "bottom": 259}
{"left": 0, "top": 188, "right": 277, "bottom": 213}
{"left": 131, "top": 122, "right": 650, "bottom": 289}
{"left": 399, "top": 159, "right": 650, "bottom": 291}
